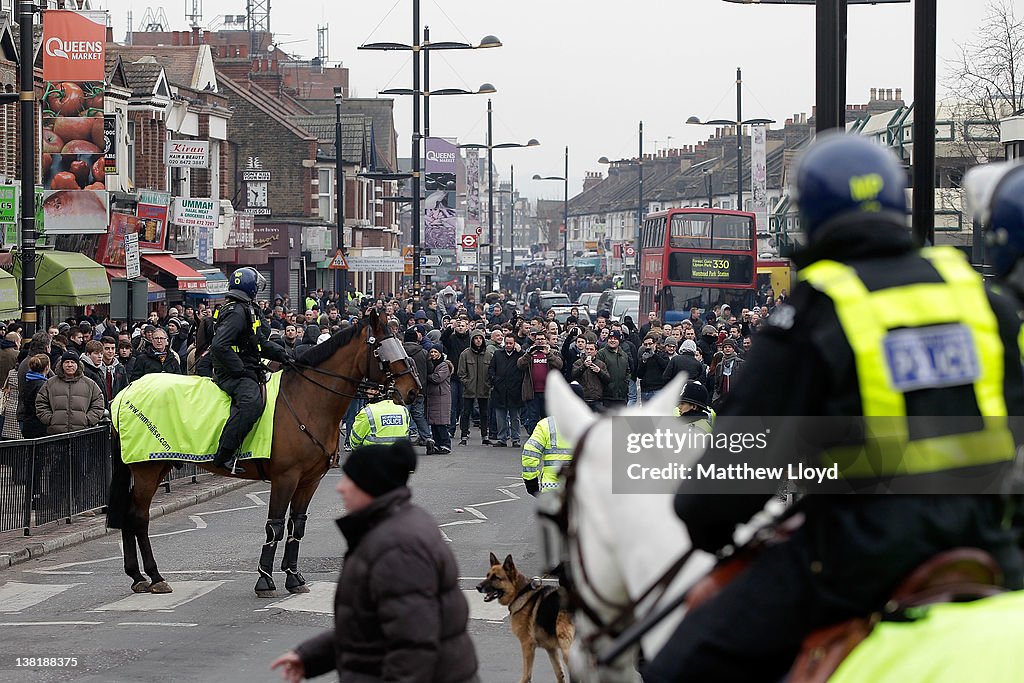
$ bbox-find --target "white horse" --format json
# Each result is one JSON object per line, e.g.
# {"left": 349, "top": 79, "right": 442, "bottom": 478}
{"left": 545, "top": 372, "right": 1024, "bottom": 683}
{"left": 544, "top": 372, "right": 715, "bottom": 683}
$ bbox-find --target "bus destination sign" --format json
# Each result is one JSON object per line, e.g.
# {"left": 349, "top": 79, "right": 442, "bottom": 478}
{"left": 669, "top": 252, "right": 754, "bottom": 285}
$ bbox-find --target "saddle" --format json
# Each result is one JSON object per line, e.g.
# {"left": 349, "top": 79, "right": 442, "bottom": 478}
{"left": 787, "top": 547, "right": 1005, "bottom": 683}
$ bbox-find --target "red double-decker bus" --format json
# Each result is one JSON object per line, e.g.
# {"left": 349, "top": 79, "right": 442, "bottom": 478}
{"left": 639, "top": 208, "right": 758, "bottom": 324}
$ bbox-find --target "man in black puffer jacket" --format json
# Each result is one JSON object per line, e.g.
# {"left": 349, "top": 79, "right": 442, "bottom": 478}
{"left": 273, "top": 441, "right": 479, "bottom": 683}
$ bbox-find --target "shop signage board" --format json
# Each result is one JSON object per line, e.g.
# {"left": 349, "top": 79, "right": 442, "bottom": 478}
{"left": 346, "top": 254, "right": 405, "bottom": 272}
{"left": 171, "top": 197, "right": 219, "bottom": 228}
{"left": 124, "top": 232, "right": 140, "bottom": 279}
{"left": 166, "top": 140, "right": 210, "bottom": 168}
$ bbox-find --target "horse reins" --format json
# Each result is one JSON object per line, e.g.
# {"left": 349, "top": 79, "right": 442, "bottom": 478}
{"left": 277, "top": 322, "right": 419, "bottom": 462}
{"left": 555, "top": 423, "right": 695, "bottom": 651}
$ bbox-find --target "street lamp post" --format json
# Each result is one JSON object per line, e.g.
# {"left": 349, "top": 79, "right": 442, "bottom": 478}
{"left": 533, "top": 146, "right": 570, "bottom": 272}
{"left": 704, "top": 169, "right": 714, "bottom": 208}
{"left": 359, "top": 2, "right": 501, "bottom": 300}
{"left": 687, "top": 67, "right": 774, "bottom": 212}
{"left": 459, "top": 100, "right": 539, "bottom": 293}
{"left": 509, "top": 165, "right": 516, "bottom": 272}
{"left": 334, "top": 87, "right": 348, "bottom": 307}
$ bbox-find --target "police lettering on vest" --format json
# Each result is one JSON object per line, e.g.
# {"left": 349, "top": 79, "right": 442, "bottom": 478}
{"left": 522, "top": 417, "right": 574, "bottom": 491}
{"left": 349, "top": 400, "right": 411, "bottom": 449}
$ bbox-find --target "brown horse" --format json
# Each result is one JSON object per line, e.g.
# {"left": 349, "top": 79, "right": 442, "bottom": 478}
{"left": 106, "top": 309, "right": 420, "bottom": 597}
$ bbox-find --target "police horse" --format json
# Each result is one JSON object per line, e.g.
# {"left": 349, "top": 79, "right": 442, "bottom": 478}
{"left": 107, "top": 310, "right": 421, "bottom": 597}
{"left": 543, "top": 373, "right": 1024, "bottom": 683}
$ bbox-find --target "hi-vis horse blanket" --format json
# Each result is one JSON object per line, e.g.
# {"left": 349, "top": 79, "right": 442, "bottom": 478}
{"left": 111, "top": 372, "right": 281, "bottom": 464}
{"left": 829, "top": 590, "right": 1024, "bottom": 682}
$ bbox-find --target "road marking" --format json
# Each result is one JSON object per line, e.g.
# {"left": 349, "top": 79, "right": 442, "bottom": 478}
{"left": 116, "top": 622, "right": 198, "bottom": 627}
{"left": 463, "top": 590, "right": 507, "bottom": 621}
{"left": 0, "top": 621, "right": 102, "bottom": 626}
{"left": 467, "top": 498, "right": 519, "bottom": 508}
{"left": 439, "top": 529, "right": 453, "bottom": 543}
{"left": 0, "top": 582, "right": 82, "bottom": 612}
{"left": 91, "top": 580, "right": 228, "bottom": 611}
{"left": 438, "top": 520, "right": 486, "bottom": 528}
{"left": 26, "top": 556, "right": 120, "bottom": 575}
{"left": 462, "top": 507, "right": 488, "bottom": 520}
{"left": 150, "top": 515, "right": 208, "bottom": 538}
{"left": 267, "top": 581, "right": 334, "bottom": 615}
{"left": 246, "top": 491, "right": 269, "bottom": 506}
{"left": 161, "top": 570, "right": 236, "bottom": 575}
{"left": 189, "top": 504, "right": 261, "bottom": 516}
{"left": 189, "top": 515, "right": 208, "bottom": 529}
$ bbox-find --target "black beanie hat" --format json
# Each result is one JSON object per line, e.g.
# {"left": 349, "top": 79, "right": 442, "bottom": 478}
{"left": 61, "top": 350, "right": 81, "bottom": 365}
{"left": 342, "top": 441, "right": 417, "bottom": 497}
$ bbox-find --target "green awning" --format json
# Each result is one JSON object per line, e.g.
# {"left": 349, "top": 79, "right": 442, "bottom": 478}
{"left": 0, "top": 269, "right": 19, "bottom": 319}
{"left": 12, "top": 250, "right": 110, "bottom": 306}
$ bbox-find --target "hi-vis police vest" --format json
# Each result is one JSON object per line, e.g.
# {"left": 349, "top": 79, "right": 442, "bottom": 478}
{"left": 798, "top": 246, "right": 1015, "bottom": 479}
{"left": 349, "top": 400, "right": 411, "bottom": 448}
{"left": 213, "top": 302, "right": 264, "bottom": 355}
{"left": 522, "top": 417, "right": 574, "bottom": 491}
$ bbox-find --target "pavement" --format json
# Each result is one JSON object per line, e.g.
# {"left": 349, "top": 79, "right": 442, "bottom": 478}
{"left": 0, "top": 439, "right": 560, "bottom": 682}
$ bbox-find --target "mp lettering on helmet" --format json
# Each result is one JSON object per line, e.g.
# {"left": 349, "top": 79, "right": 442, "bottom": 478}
{"left": 849, "top": 173, "right": 885, "bottom": 212}
{"left": 233, "top": 271, "right": 244, "bottom": 286}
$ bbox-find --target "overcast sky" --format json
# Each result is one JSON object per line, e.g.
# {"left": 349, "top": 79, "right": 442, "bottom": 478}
{"left": 94, "top": 0, "right": 1012, "bottom": 200}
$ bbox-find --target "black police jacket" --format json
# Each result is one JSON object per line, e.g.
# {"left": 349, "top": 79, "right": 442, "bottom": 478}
{"left": 210, "top": 292, "right": 289, "bottom": 383}
{"left": 675, "top": 219, "right": 1024, "bottom": 556}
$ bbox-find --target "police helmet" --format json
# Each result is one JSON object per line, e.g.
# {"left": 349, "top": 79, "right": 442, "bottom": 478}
{"left": 679, "top": 381, "right": 710, "bottom": 411}
{"left": 792, "top": 133, "right": 907, "bottom": 242}
{"left": 964, "top": 162, "right": 1024, "bottom": 278}
{"left": 229, "top": 267, "right": 266, "bottom": 299}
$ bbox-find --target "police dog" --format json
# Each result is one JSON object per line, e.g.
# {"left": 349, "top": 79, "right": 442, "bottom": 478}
{"left": 477, "top": 553, "right": 574, "bottom": 683}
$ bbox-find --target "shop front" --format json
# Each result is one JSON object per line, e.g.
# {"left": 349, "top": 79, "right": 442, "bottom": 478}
{"left": 140, "top": 253, "right": 206, "bottom": 305}
{"left": 0, "top": 269, "right": 20, "bottom": 320}
{"left": 5, "top": 250, "right": 111, "bottom": 325}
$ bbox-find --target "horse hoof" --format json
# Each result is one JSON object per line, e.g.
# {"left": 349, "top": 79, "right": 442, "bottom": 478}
{"left": 255, "top": 590, "right": 278, "bottom": 599}
{"left": 287, "top": 584, "right": 310, "bottom": 594}
{"left": 149, "top": 581, "right": 173, "bottom": 594}
{"left": 131, "top": 580, "right": 151, "bottom": 593}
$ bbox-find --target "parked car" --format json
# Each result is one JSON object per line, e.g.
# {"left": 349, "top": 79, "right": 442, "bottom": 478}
{"left": 609, "top": 295, "right": 640, "bottom": 323}
{"left": 538, "top": 291, "right": 572, "bottom": 311}
{"left": 577, "top": 292, "right": 602, "bottom": 311}
{"left": 597, "top": 289, "right": 640, "bottom": 316}
{"left": 549, "top": 305, "right": 592, "bottom": 326}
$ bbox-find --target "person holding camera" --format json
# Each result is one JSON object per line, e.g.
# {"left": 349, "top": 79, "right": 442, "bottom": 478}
{"left": 516, "top": 329, "right": 563, "bottom": 436}
{"left": 571, "top": 340, "right": 610, "bottom": 412}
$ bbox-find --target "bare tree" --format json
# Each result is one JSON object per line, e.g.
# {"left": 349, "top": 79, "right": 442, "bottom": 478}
{"left": 946, "top": 0, "right": 1024, "bottom": 162}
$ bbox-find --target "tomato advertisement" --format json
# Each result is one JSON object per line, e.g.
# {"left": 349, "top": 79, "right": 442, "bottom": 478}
{"left": 42, "top": 10, "right": 106, "bottom": 83}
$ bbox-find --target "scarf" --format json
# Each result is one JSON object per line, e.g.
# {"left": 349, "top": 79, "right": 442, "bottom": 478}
{"left": 26, "top": 371, "right": 47, "bottom": 382}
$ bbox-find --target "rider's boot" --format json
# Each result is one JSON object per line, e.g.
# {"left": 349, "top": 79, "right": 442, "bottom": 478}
{"left": 212, "top": 447, "right": 245, "bottom": 474}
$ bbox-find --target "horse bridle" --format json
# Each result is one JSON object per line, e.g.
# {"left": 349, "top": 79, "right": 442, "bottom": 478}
{"left": 279, "top": 322, "right": 421, "bottom": 460}
{"left": 539, "top": 424, "right": 692, "bottom": 653}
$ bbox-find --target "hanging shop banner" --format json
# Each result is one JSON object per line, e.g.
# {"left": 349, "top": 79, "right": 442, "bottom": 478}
{"left": 171, "top": 197, "right": 219, "bottom": 229}
{"left": 41, "top": 189, "right": 109, "bottom": 234}
{"left": 136, "top": 189, "right": 171, "bottom": 250}
{"left": 165, "top": 140, "right": 210, "bottom": 168}
{"left": 423, "top": 137, "right": 458, "bottom": 250}
{"left": 197, "top": 224, "right": 214, "bottom": 265}
{"left": 228, "top": 213, "right": 255, "bottom": 248}
{"left": 96, "top": 212, "right": 139, "bottom": 267}
{"left": 751, "top": 124, "right": 768, "bottom": 233}
{"left": 42, "top": 10, "right": 106, "bottom": 83}
{"left": 104, "top": 114, "right": 118, "bottom": 175}
{"left": 346, "top": 254, "right": 405, "bottom": 272}
{"left": 0, "top": 185, "right": 15, "bottom": 247}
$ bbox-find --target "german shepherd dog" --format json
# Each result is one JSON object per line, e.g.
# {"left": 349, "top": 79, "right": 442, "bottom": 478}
{"left": 477, "top": 553, "right": 575, "bottom": 683}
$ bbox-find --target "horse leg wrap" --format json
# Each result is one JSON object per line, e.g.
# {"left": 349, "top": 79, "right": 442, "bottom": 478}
{"left": 256, "top": 517, "right": 285, "bottom": 593}
{"left": 282, "top": 514, "right": 308, "bottom": 591}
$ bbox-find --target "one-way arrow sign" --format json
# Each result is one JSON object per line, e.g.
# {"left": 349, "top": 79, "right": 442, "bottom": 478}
{"left": 419, "top": 255, "right": 444, "bottom": 267}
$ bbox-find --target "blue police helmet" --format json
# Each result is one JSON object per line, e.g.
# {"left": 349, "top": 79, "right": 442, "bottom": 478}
{"left": 229, "top": 267, "right": 266, "bottom": 299}
{"left": 793, "top": 133, "right": 907, "bottom": 242}
{"left": 966, "top": 163, "right": 1024, "bottom": 278}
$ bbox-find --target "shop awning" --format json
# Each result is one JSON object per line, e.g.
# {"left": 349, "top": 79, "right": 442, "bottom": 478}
{"left": 11, "top": 250, "right": 110, "bottom": 306}
{"left": 140, "top": 254, "right": 206, "bottom": 291}
{"left": 104, "top": 268, "right": 167, "bottom": 303}
{"left": 178, "top": 258, "right": 229, "bottom": 297}
{"left": 0, "top": 269, "right": 20, "bottom": 319}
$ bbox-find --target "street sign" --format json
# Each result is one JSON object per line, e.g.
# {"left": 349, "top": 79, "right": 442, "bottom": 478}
{"left": 421, "top": 267, "right": 437, "bottom": 275}
{"left": 460, "top": 234, "right": 478, "bottom": 249}
{"left": 124, "top": 232, "right": 141, "bottom": 279}
{"left": 419, "top": 255, "right": 443, "bottom": 267}
{"left": 328, "top": 249, "right": 348, "bottom": 270}
{"left": 475, "top": 227, "right": 483, "bottom": 236}
{"left": 624, "top": 246, "right": 636, "bottom": 258}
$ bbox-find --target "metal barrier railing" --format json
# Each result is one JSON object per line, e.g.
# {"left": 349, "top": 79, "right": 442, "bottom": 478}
{"left": 0, "top": 427, "right": 215, "bottom": 537}
{"left": 0, "top": 425, "right": 112, "bottom": 537}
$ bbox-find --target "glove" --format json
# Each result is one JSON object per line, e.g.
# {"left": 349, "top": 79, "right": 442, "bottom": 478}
{"left": 524, "top": 478, "right": 540, "bottom": 496}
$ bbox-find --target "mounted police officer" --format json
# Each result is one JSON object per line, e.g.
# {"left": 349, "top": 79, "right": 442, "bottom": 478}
{"left": 348, "top": 385, "right": 412, "bottom": 449}
{"left": 211, "top": 267, "right": 292, "bottom": 473}
{"left": 645, "top": 134, "right": 1024, "bottom": 683}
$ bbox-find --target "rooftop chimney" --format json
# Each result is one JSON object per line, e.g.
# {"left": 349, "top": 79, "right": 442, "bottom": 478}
{"left": 895, "top": 88, "right": 902, "bottom": 101}
{"left": 870, "top": 88, "right": 877, "bottom": 101}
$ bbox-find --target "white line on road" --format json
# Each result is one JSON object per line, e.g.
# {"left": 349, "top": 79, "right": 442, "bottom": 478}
{"left": 0, "top": 621, "right": 102, "bottom": 626}
{"left": 150, "top": 515, "right": 208, "bottom": 538}
{"left": 116, "top": 622, "right": 198, "bottom": 627}
{"left": 0, "top": 582, "right": 82, "bottom": 612}
{"left": 246, "top": 491, "right": 269, "bottom": 506}
{"left": 91, "top": 580, "right": 228, "bottom": 612}
{"left": 438, "top": 520, "right": 486, "bottom": 528}
{"left": 25, "top": 556, "right": 120, "bottom": 575}
{"left": 463, "top": 590, "right": 507, "bottom": 621}
{"left": 466, "top": 498, "right": 519, "bottom": 508}
{"left": 462, "top": 507, "right": 488, "bottom": 520}
{"left": 268, "top": 581, "right": 334, "bottom": 614}
{"left": 189, "top": 515, "right": 208, "bottom": 529}
{"left": 188, "top": 504, "right": 261, "bottom": 516}
{"left": 161, "top": 570, "right": 237, "bottom": 575}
